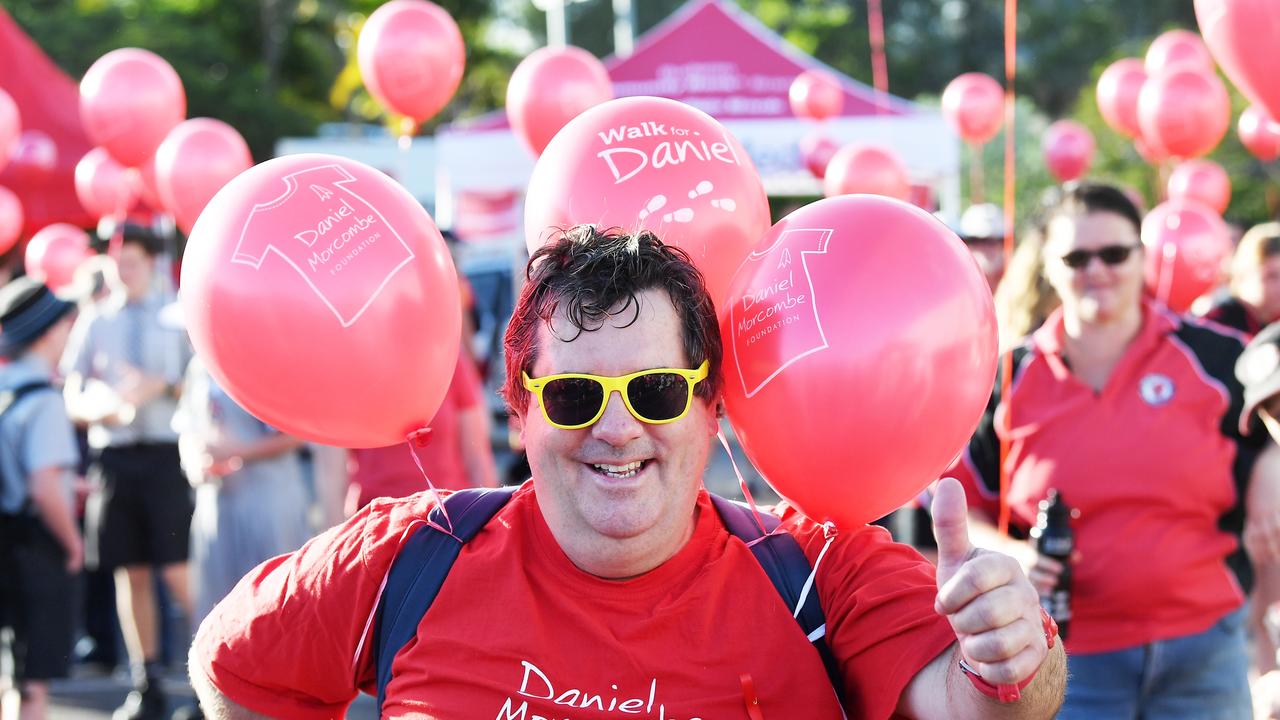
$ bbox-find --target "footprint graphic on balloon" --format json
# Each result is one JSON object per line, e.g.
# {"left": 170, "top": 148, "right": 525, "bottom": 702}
{"left": 638, "top": 181, "right": 738, "bottom": 225}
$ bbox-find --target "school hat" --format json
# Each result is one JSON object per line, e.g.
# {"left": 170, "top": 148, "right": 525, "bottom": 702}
{"left": 0, "top": 276, "right": 75, "bottom": 357}
{"left": 959, "top": 203, "right": 1006, "bottom": 241}
{"left": 1236, "top": 320, "right": 1280, "bottom": 432}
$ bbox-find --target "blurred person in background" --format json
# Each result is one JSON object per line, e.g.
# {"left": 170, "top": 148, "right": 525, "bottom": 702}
{"left": 1200, "top": 222, "right": 1280, "bottom": 337}
{"left": 0, "top": 278, "right": 82, "bottom": 720}
{"left": 61, "top": 228, "right": 193, "bottom": 720}
{"left": 945, "top": 182, "right": 1277, "bottom": 719}
{"left": 993, "top": 219, "right": 1060, "bottom": 351}
{"left": 958, "top": 203, "right": 1009, "bottom": 291}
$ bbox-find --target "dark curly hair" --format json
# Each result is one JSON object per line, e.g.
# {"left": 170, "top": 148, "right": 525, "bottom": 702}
{"left": 503, "top": 225, "right": 722, "bottom": 417}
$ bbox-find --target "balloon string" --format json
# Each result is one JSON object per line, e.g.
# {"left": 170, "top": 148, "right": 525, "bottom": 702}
{"left": 403, "top": 428, "right": 460, "bottom": 540}
{"left": 997, "top": 0, "right": 1020, "bottom": 703}
{"left": 866, "top": 0, "right": 889, "bottom": 114}
{"left": 715, "top": 427, "right": 774, "bottom": 539}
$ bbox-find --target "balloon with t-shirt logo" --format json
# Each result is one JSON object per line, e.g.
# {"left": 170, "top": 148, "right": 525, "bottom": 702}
{"left": 180, "top": 153, "right": 460, "bottom": 448}
{"left": 720, "top": 195, "right": 997, "bottom": 528}
{"left": 524, "top": 96, "right": 770, "bottom": 310}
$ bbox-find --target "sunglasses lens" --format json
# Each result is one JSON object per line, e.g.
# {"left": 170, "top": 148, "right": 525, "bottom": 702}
{"left": 1061, "top": 250, "right": 1090, "bottom": 269}
{"left": 627, "top": 372, "right": 691, "bottom": 422}
{"left": 1098, "top": 245, "right": 1134, "bottom": 265}
{"left": 541, "top": 377, "right": 604, "bottom": 427}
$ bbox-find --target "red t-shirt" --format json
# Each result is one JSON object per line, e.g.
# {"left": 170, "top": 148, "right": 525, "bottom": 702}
{"left": 948, "top": 302, "right": 1262, "bottom": 654}
{"left": 349, "top": 355, "right": 484, "bottom": 506}
{"left": 196, "top": 484, "right": 956, "bottom": 719}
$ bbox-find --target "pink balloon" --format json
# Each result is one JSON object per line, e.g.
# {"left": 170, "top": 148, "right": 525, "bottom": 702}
{"left": 798, "top": 132, "right": 839, "bottom": 179}
{"left": 1134, "top": 136, "right": 1171, "bottom": 166}
{"left": 506, "top": 46, "right": 613, "bottom": 157}
{"left": 720, "top": 196, "right": 996, "bottom": 527}
{"left": 25, "top": 223, "right": 93, "bottom": 292}
{"left": 1145, "top": 29, "right": 1215, "bottom": 74}
{"left": 0, "top": 89, "right": 19, "bottom": 174}
{"left": 1168, "top": 159, "right": 1231, "bottom": 214}
{"left": 1196, "top": 0, "right": 1280, "bottom": 124}
{"left": 1138, "top": 65, "right": 1230, "bottom": 159}
{"left": 155, "top": 118, "right": 253, "bottom": 235}
{"left": 357, "top": 0, "right": 464, "bottom": 123}
{"left": 80, "top": 48, "right": 186, "bottom": 168}
{"left": 1142, "top": 199, "right": 1232, "bottom": 313}
{"left": 941, "top": 73, "right": 1004, "bottom": 145}
{"left": 0, "top": 186, "right": 22, "bottom": 255}
{"left": 180, "top": 154, "right": 461, "bottom": 448}
{"left": 789, "top": 69, "right": 844, "bottom": 122}
{"left": 1096, "top": 58, "right": 1148, "bottom": 139}
{"left": 1239, "top": 105, "right": 1280, "bottom": 162}
{"left": 74, "top": 147, "right": 134, "bottom": 220}
{"left": 524, "top": 96, "right": 770, "bottom": 309}
{"left": 132, "top": 156, "right": 164, "bottom": 210}
{"left": 1042, "top": 120, "right": 1095, "bottom": 183}
{"left": 6, "top": 130, "right": 57, "bottom": 186}
{"left": 822, "top": 144, "right": 911, "bottom": 201}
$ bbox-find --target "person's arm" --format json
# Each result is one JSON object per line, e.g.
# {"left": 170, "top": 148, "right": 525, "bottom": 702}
{"left": 205, "top": 432, "right": 305, "bottom": 469}
{"left": 457, "top": 405, "right": 499, "bottom": 489}
{"left": 1245, "top": 442, "right": 1280, "bottom": 563}
{"left": 188, "top": 658, "right": 272, "bottom": 720}
{"left": 307, "top": 443, "right": 351, "bottom": 528}
{"left": 896, "top": 478, "right": 1066, "bottom": 719}
{"left": 28, "top": 466, "right": 83, "bottom": 572}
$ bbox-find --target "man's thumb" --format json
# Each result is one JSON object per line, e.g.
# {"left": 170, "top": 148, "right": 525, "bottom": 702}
{"left": 932, "top": 477, "right": 973, "bottom": 582}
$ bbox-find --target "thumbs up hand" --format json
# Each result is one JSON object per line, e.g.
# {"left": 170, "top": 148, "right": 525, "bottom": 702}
{"left": 932, "top": 477, "right": 1049, "bottom": 689}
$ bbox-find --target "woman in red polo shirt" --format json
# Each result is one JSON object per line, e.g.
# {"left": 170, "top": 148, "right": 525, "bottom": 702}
{"left": 947, "top": 182, "right": 1267, "bottom": 718}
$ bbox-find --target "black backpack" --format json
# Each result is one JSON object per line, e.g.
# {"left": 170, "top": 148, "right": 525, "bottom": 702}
{"left": 0, "top": 380, "right": 53, "bottom": 517}
{"left": 372, "top": 487, "right": 843, "bottom": 714}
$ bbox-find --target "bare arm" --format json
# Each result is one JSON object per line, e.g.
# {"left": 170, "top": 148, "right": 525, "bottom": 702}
{"left": 188, "top": 647, "right": 272, "bottom": 720}
{"left": 457, "top": 405, "right": 499, "bottom": 489}
{"left": 1246, "top": 442, "right": 1280, "bottom": 563}
{"left": 28, "top": 466, "right": 83, "bottom": 572}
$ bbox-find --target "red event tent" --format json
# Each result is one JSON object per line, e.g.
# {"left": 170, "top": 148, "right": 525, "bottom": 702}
{"left": 435, "top": 0, "right": 958, "bottom": 240}
{"left": 0, "top": 7, "right": 95, "bottom": 239}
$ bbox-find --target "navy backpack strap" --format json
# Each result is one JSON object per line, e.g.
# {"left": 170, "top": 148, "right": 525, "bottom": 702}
{"left": 374, "top": 486, "right": 517, "bottom": 713}
{"left": 709, "top": 494, "right": 844, "bottom": 703}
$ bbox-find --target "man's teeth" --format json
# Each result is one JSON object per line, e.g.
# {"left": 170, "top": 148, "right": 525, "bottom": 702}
{"left": 593, "top": 461, "right": 643, "bottom": 477}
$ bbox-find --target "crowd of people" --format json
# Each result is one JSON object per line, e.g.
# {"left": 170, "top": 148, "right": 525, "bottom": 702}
{"left": 4, "top": 177, "right": 1280, "bottom": 719}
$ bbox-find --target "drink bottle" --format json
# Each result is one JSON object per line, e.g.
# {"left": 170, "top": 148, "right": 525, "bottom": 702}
{"left": 1030, "top": 489, "right": 1073, "bottom": 640}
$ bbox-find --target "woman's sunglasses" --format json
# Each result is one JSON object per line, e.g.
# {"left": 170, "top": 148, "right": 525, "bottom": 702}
{"left": 1059, "top": 244, "right": 1140, "bottom": 270}
{"left": 523, "top": 361, "right": 710, "bottom": 430}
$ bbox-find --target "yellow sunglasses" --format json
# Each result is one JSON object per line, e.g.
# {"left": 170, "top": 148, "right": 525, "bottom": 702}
{"left": 523, "top": 360, "right": 710, "bottom": 430}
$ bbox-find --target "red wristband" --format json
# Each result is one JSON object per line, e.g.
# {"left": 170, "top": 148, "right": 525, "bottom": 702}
{"left": 959, "top": 606, "right": 1058, "bottom": 703}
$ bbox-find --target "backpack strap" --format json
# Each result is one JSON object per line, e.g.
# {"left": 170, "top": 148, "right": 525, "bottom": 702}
{"left": 373, "top": 486, "right": 517, "bottom": 714}
{"left": 708, "top": 494, "right": 844, "bottom": 703}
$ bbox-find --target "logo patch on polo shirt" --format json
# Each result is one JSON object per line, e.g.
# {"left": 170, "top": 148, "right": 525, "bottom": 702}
{"left": 1139, "top": 373, "right": 1175, "bottom": 406}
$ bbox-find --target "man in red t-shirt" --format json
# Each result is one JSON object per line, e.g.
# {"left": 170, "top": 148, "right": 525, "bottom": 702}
{"left": 189, "top": 227, "right": 1064, "bottom": 719}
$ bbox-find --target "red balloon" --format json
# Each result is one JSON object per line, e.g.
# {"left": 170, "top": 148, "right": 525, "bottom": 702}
{"left": 25, "top": 223, "right": 93, "bottom": 292}
{"left": 1167, "top": 159, "right": 1231, "bottom": 214}
{"left": 357, "top": 0, "right": 464, "bottom": 124}
{"left": 6, "top": 130, "right": 57, "bottom": 186}
{"left": 74, "top": 147, "right": 134, "bottom": 220}
{"left": 132, "top": 156, "right": 164, "bottom": 210}
{"left": 1196, "top": 0, "right": 1280, "bottom": 124}
{"left": 1239, "top": 105, "right": 1280, "bottom": 162}
{"left": 1096, "top": 58, "right": 1148, "bottom": 139}
{"left": 1142, "top": 199, "right": 1232, "bottom": 313}
{"left": 1138, "top": 65, "right": 1230, "bottom": 159}
{"left": 0, "top": 88, "right": 19, "bottom": 174}
{"left": 155, "top": 118, "right": 253, "bottom": 235}
{"left": 524, "top": 96, "right": 770, "bottom": 309}
{"left": 1042, "top": 120, "right": 1095, "bottom": 183}
{"left": 1145, "top": 29, "right": 1215, "bottom": 74}
{"left": 941, "top": 73, "right": 1004, "bottom": 145}
{"left": 798, "top": 132, "right": 838, "bottom": 179}
{"left": 180, "top": 154, "right": 460, "bottom": 448}
{"left": 789, "top": 69, "right": 844, "bottom": 122}
{"left": 506, "top": 46, "right": 613, "bottom": 157}
{"left": 0, "top": 186, "right": 22, "bottom": 255}
{"left": 80, "top": 48, "right": 186, "bottom": 168}
{"left": 721, "top": 196, "right": 997, "bottom": 527}
{"left": 822, "top": 144, "right": 911, "bottom": 201}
